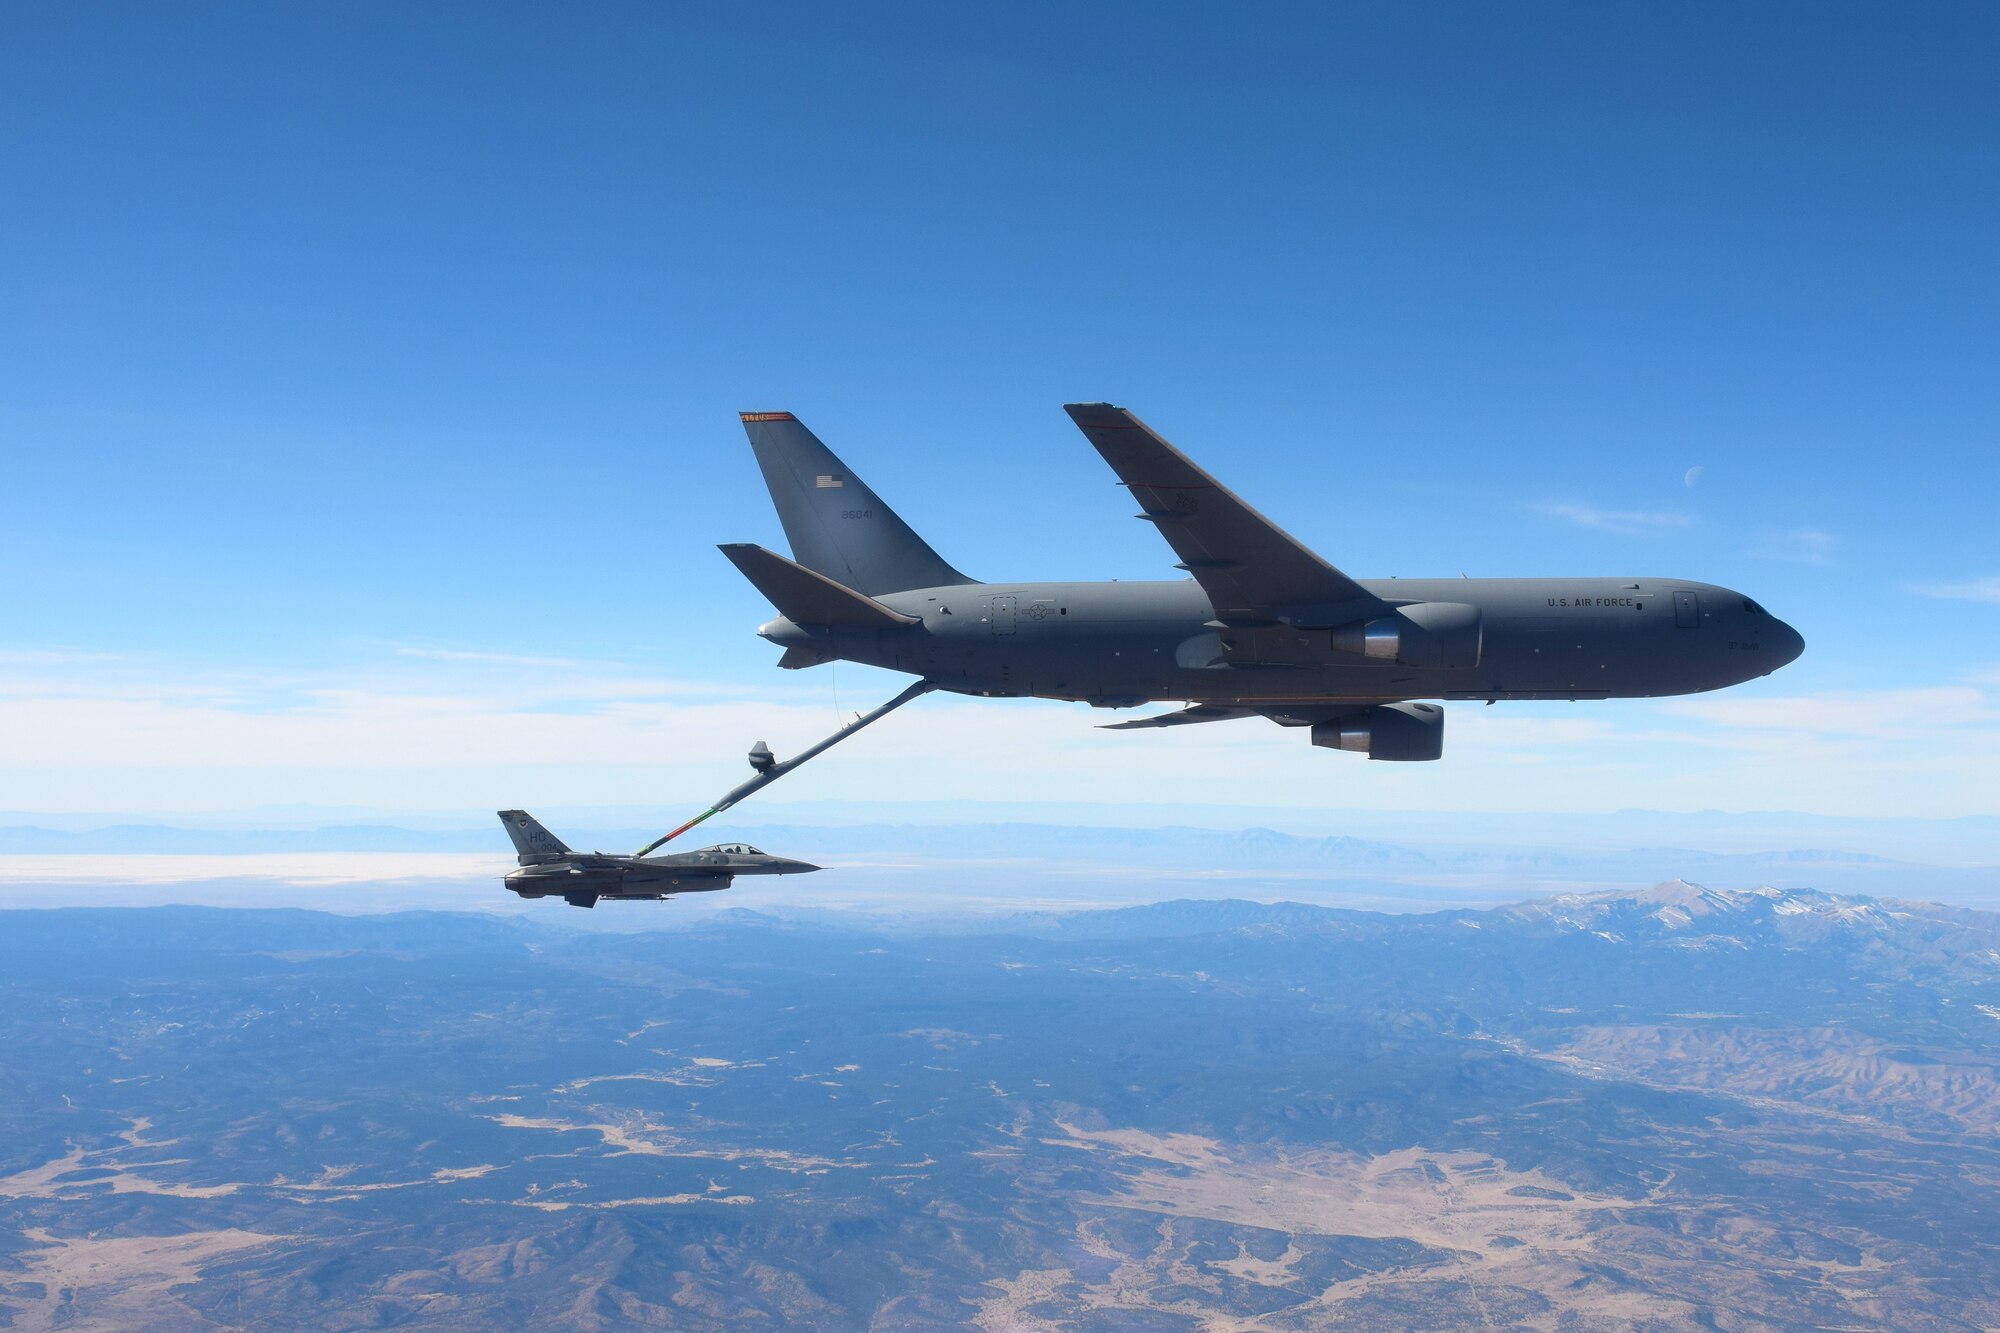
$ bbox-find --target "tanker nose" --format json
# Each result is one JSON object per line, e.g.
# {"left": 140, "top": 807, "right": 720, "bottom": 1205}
{"left": 1769, "top": 619, "right": 1805, "bottom": 669}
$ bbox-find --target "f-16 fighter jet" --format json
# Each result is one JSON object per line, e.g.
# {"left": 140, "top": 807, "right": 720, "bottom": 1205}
{"left": 724, "top": 406, "right": 1805, "bottom": 762}
{"left": 497, "top": 810, "right": 818, "bottom": 909}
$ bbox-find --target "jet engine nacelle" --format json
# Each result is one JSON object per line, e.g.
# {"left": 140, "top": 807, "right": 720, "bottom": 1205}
{"left": 1328, "top": 602, "right": 1483, "bottom": 669}
{"left": 1310, "top": 702, "right": 1444, "bottom": 761}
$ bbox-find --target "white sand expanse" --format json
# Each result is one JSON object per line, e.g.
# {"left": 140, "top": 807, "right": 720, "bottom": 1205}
{"left": 0, "top": 850, "right": 1559, "bottom": 921}
{"left": 0, "top": 852, "right": 523, "bottom": 916}
{"left": 0, "top": 852, "right": 510, "bottom": 885}
{"left": 0, "top": 852, "right": 1140, "bottom": 920}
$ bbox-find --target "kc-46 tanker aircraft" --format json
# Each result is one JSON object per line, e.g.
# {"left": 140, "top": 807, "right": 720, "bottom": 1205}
{"left": 722, "top": 405, "right": 1804, "bottom": 762}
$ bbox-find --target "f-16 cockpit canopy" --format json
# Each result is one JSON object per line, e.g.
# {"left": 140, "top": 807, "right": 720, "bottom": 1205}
{"left": 700, "top": 843, "right": 765, "bottom": 856}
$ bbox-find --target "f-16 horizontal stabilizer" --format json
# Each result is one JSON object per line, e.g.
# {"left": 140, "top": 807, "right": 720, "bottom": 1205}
{"left": 720, "top": 543, "right": 921, "bottom": 630}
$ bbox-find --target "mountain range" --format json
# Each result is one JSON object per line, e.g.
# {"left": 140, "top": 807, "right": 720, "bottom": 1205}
{"left": 2, "top": 879, "right": 1997, "bottom": 1327}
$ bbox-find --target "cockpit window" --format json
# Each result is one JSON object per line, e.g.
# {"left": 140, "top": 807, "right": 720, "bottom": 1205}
{"left": 703, "top": 843, "right": 764, "bottom": 856}
{"left": 1742, "top": 599, "right": 1767, "bottom": 615}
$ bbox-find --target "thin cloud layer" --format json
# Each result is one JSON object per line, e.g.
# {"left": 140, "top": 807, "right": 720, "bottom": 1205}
{"left": 1537, "top": 503, "right": 1693, "bottom": 535}
{"left": 1910, "top": 576, "right": 2000, "bottom": 604}
{"left": 0, "top": 653, "right": 1994, "bottom": 819}
{"left": 1660, "top": 686, "right": 1996, "bottom": 738}
{"left": 1751, "top": 529, "right": 1836, "bottom": 565}
{"left": 394, "top": 648, "right": 586, "bottom": 668}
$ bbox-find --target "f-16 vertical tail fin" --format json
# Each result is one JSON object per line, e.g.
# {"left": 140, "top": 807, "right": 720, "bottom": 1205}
{"left": 738, "top": 411, "right": 978, "bottom": 595}
{"left": 498, "top": 810, "right": 569, "bottom": 864}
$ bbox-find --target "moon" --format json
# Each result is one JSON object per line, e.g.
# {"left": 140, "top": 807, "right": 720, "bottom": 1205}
{"left": 1684, "top": 465, "right": 1705, "bottom": 489}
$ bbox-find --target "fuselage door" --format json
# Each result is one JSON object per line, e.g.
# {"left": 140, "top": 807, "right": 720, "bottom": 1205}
{"left": 1673, "top": 589, "right": 1700, "bottom": 628}
{"left": 991, "top": 595, "right": 1016, "bottom": 636}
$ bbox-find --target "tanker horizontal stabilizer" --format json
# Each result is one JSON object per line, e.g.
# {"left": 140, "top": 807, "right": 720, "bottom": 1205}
{"left": 719, "top": 543, "right": 920, "bottom": 629}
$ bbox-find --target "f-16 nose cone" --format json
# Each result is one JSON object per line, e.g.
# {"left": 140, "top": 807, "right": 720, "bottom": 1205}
{"left": 771, "top": 858, "right": 821, "bottom": 874}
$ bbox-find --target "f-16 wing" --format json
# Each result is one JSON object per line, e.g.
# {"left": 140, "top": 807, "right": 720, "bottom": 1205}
{"left": 1062, "top": 404, "right": 1388, "bottom": 626}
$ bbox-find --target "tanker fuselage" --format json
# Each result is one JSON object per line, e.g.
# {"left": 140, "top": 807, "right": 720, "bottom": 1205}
{"left": 761, "top": 575, "right": 1803, "bottom": 709}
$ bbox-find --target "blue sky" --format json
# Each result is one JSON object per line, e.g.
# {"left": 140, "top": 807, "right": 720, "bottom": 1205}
{"left": 3, "top": 3, "right": 1996, "bottom": 820}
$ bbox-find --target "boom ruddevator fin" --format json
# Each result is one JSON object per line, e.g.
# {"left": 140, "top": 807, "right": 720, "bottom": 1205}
{"left": 739, "top": 411, "right": 978, "bottom": 595}
{"left": 719, "top": 543, "right": 921, "bottom": 629}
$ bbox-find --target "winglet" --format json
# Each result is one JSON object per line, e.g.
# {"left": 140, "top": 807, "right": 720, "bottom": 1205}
{"left": 720, "top": 543, "right": 921, "bottom": 629}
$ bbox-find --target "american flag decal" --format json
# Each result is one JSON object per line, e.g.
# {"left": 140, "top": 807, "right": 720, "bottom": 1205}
{"left": 815, "top": 474, "right": 844, "bottom": 488}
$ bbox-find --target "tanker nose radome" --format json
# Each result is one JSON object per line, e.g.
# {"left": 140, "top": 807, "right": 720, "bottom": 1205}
{"left": 1771, "top": 619, "right": 1805, "bottom": 669}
